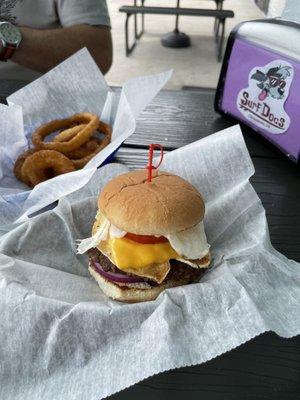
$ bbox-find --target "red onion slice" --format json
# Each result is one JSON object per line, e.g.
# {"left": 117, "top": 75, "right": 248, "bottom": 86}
{"left": 91, "top": 261, "right": 146, "bottom": 284}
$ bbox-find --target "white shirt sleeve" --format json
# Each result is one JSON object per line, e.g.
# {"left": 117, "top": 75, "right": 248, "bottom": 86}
{"left": 56, "top": 0, "right": 111, "bottom": 28}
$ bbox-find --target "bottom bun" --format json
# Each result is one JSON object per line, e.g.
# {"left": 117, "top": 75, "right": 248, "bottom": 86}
{"left": 88, "top": 254, "right": 210, "bottom": 303}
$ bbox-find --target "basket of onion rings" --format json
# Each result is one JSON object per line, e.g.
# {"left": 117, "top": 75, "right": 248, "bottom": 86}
{"left": 13, "top": 112, "right": 112, "bottom": 188}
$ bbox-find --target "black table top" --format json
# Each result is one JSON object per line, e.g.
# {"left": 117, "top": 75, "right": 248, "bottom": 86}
{"left": 1, "top": 80, "right": 300, "bottom": 400}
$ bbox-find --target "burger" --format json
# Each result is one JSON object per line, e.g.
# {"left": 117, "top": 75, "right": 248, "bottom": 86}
{"left": 77, "top": 169, "right": 211, "bottom": 302}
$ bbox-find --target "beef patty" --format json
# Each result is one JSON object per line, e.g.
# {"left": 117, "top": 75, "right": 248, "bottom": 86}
{"left": 88, "top": 248, "right": 207, "bottom": 285}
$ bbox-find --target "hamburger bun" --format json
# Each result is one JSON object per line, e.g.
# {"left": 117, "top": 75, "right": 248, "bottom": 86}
{"left": 98, "top": 169, "right": 205, "bottom": 235}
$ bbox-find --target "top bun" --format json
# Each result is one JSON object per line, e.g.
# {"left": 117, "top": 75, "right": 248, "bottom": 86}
{"left": 98, "top": 169, "right": 205, "bottom": 235}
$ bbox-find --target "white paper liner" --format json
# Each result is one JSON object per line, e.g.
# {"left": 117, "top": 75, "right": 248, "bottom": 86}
{"left": 0, "top": 126, "right": 299, "bottom": 400}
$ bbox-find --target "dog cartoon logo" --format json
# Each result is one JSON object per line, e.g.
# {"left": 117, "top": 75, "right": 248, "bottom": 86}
{"left": 236, "top": 60, "right": 294, "bottom": 134}
{"left": 251, "top": 65, "right": 292, "bottom": 101}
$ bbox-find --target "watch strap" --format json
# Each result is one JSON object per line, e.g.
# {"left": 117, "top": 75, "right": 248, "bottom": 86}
{"left": 0, "top": 43, "right": 16, "bottom": 61}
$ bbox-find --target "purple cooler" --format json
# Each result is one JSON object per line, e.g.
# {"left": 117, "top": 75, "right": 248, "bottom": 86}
{"left": 215, "top": 19, "right": 300, "bottom": 163}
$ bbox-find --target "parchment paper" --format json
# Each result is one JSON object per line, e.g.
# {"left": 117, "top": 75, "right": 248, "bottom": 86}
{"left": 0, "top": 48, "right": 171, "bottom": 224}
{"left": 0, "top": 126, "right": 299, "bottom": 400}
{"left": 283, "top": 0, "right": 300, "bottom": 22}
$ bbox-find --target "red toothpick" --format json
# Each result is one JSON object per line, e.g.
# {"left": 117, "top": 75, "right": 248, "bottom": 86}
{"left": 147, "top": 144, "right": 164, "bottom": 182}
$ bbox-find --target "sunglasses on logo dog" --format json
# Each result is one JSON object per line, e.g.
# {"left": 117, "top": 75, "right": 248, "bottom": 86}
{"left": 269, "top": 75, "right": 286, "bottom": 89}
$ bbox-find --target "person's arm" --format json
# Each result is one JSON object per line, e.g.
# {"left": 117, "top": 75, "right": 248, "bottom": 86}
{"left": 11, "top": 24, "right": 112, "bottom": 75}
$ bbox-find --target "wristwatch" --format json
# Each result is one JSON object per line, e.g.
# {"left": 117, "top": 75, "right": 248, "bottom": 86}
{"left": 0, "top": 21, "right": 22, "bottom": 62}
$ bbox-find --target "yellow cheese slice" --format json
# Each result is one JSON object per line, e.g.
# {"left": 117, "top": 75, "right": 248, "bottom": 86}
{"left": 109, "top": 238, "right": 179, "bottom": 269}
{"left": 98, "top": 237, "right": 180, "bottom": 283}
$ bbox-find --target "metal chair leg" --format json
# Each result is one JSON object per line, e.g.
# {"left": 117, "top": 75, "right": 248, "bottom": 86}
{"left": 141, "top": 0, "right": 145, "bottom": 33}
{"left": 125, "top": 11, "right": 144, "bottom": 57}
{"left": 134, "top": 0, "right": 145, "bottom": 40}
{"left": 134, "top": 0, "right": 138, "bottom": 39}
{"left": 125, "top": 13, "right": 136, "bottom": 56}
{"left": 217, "top": 18, "right": 225, "bottom": 62}
{"left": 215, "top": 19, "right": 221, "bottom": 42}
{"left": 214, "top": 0, "right": 218, "bottom": 34}
{"left": 214, "top": 0, "right": 222, "bottom": 36}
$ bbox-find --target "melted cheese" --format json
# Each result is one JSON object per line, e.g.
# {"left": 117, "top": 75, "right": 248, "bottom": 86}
{"left": 98, "top": 239, "right": 172, "bottom": 283}
{"left": 108, "top": 237, "right": 179, "bottom": 269}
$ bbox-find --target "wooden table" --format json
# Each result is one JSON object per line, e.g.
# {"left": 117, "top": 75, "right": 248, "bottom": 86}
{"left": 1, "top": 81, "right": 300, "bottom": 400}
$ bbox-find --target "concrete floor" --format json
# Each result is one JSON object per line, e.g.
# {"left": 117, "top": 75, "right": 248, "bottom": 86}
{"left": 106, "top": 0, "right": 263, "bottom": 89}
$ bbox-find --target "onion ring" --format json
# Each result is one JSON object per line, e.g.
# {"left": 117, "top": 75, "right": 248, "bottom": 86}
{"left": 53, "top": 124, "right": 87, "bottom": 143}
{"left": 21, "top": 150, "right": 75, "bottom": 188}
{"left": 14, "top": 114, "right": 112, "bottom": 188}
{"left": 70, "top": 124, "right": 112, "bottom": 169}
{"left": 67, "top": 138, "right": 101, "bottom": 160}
{"left": 56, "top": 120, "right": 112, "bottom": 168}
{"left": 97, "top": 120, "right": 113, "bottom": 142}
{"left": 55, "top": 120, "right": 111, "bottom": 146}
{"left": 13, "top": 149, "right": 37, "bottom": 186}
{"left": 32, "top": 112, "right": 99, "bottom": 154}
{"left": 53, "top": 124, "right": 101, "bottom": 159}
{"left": 70, "top": 144, "right": 104, "bottom": 169}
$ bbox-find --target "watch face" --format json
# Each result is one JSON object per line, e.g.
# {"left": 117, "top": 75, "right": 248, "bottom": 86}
{"left": 0, "top": 22, "right": 22, "bottom": 46}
